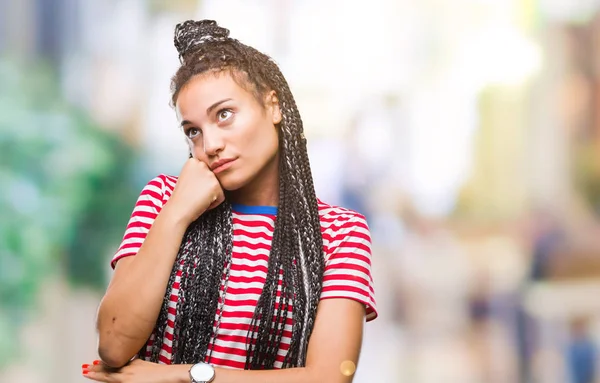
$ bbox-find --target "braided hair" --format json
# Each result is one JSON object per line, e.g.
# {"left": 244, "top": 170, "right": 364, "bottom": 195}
{"left": 141, "top": 20, "right": 324, "bottom": 370}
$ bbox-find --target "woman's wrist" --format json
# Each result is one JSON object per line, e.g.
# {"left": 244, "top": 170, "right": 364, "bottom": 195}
{"left": 159, "top": 203, "right": 194, "bottom": 231}
{"left": 172, "top": 364, "right": 193, "bottom": 383}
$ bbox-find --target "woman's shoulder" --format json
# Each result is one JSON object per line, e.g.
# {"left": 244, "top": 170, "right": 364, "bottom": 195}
{"left": 316, "top": 199, "right": 369, "bottom": 229}
{"left": 316, "top": 199, "right": 373, "bottom": 261}
{"left": 141, "top": 173, "right": 178, "bottom": 193}
{"left": 133, "top": 174, "right": 179, "bottom": 205}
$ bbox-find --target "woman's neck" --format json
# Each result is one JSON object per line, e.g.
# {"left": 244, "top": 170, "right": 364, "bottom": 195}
{"left": 228, "top": 155, "right": 280, "bottom": 207}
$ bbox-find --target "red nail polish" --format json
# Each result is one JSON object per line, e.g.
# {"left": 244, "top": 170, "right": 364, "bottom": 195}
{"left": 93, "top": 360, "right": 101, "bottom": 365}
{"left": 82, "top": 369, "right": 89, "bottom": 375}
{"left": 82, "top": 364, "right": 90, "bottom": 369}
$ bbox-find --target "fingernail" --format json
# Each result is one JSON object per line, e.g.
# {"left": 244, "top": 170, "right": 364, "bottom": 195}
{"left": 93, "top": 360, "right": 101, "bottom": 365}
{"left": 82, "top": 369, "right": 89, "bottom": 375}
{"left": 82, "top": 364, "right": 90, "bottom": 369}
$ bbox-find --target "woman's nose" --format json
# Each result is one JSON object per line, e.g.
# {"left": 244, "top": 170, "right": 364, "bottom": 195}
{"left": 203, "top": 130, "right": 225, "bottom": 156}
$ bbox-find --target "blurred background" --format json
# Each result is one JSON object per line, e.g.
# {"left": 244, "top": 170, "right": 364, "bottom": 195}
{"left": 2, "top": 0, "right": 600, "bottom": 382}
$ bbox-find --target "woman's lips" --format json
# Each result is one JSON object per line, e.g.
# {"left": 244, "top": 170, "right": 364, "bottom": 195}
{"left": 211, "top": 158, "right": 236, "bottom": 174}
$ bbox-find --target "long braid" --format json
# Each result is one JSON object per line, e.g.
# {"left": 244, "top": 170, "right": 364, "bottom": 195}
{"left": 175, "top": 202, "right": 233, "bottom": 362}
{"left": 142, "top": 203, "right": 233, "bottom": 365}
{"left": 276, "top": 74, "right": 323, "bottom": 366}
{"left": 144, "top": 20, "right": 324, "bottom": 369}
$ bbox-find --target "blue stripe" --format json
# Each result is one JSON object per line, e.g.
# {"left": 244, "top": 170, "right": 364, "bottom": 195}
{"left": 231, "top": 203, "right": 278, "bottom": 215}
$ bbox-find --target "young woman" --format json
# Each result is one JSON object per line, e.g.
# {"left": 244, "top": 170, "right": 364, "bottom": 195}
{"left": 82, "top": 19, "right": 377, "bottom": 383}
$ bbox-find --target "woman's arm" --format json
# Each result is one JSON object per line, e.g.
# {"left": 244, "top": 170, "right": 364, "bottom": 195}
{"left": 96, "top": 204, "right": 189, "bottom": 368}
{"left": 97, "top": 161, "right": 225, "bottom": 368}
{"left": 86, "top": 298, "right": 366, "bottom": 383}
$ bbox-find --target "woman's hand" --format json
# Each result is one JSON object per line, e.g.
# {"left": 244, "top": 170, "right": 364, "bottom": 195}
{"left": 166, "top": 158, "right": 225, "bottom": 225}
{"left": 82, "top": 359, "right": 187, "bottom": 383}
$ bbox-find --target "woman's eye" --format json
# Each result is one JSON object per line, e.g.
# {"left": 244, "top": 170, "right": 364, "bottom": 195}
{"left": 186, "top": 128, "right": 200, "bottom": 138}
{"left": 218, "top": 109, "right": 233, "bottom": 122}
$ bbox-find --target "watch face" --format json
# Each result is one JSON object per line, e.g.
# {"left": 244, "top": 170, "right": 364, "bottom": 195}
{"left": 190, "top": 363, "right": 215, "bottom": 382}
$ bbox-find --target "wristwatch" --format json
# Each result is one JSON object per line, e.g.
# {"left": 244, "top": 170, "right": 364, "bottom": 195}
{"left": 189, "top": 362, "right": 215, "bottom": 383}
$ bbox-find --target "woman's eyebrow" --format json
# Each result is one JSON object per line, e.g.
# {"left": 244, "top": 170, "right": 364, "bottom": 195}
{"left": 206, "top": 98, "right": 233, "bottom": 114}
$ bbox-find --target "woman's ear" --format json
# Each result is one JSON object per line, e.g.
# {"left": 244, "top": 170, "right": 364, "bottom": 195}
{"left": 266, "top": 90, "right": 282, "bottom": 125}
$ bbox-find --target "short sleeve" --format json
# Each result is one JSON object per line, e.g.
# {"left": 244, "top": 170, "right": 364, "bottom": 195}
{"left": 320, "top": 215, "right": 378, "bottom": 321}
{"left": 111, "top": 175, "right": 171, "bottom": 268}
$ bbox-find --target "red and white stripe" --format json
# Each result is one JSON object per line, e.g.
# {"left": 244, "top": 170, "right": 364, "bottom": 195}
{"left": 112, "top": 174, "right": 377, "bottom": 369}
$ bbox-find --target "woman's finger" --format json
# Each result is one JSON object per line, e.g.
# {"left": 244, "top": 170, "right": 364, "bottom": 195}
{"left": 207, "top": 191, "right": 225, "bottom": 210}
{"left": 84, "top": 369, "right": 123, "bottom": 383}
{"left": 83, "top": 361, "right": 120, "bottom": 382}
{"left": 83, "top": 370, "right": 116, "bottom": 382}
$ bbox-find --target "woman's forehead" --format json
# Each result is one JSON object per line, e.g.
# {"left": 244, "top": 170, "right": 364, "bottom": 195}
{"left": 178, "top": 73, "right": 243, "bottom": 106}
{"left": 175, "top": 71, "right": 258, "bottom": 119}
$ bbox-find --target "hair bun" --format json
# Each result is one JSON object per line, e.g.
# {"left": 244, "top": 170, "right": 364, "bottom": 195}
{"left": 174, "top": 20, "right": 230, "bottom": 59}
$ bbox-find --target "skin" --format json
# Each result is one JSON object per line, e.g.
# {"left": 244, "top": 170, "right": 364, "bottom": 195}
{"left": 90, "top": 71, "right": 366, "bottom": 383}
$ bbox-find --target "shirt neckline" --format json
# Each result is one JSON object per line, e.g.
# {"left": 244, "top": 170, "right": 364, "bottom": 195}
{"left": 231, "top": 203, "right": 278, "bottom": 215}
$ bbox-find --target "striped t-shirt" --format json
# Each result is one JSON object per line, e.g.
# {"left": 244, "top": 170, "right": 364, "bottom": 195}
{"left": 112, "top": 174, "right": 377, "bottom": 369}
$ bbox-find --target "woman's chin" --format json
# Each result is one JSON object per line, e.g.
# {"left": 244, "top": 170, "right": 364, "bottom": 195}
{"left": 218, "top": 174, "right": 246, "bottom": 192}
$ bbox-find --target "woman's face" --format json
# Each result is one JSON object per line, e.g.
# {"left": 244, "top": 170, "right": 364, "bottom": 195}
{"left": 176, "top": 71, "right": 281, "bottom": 191}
